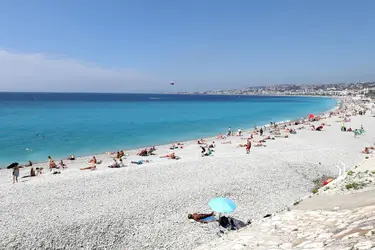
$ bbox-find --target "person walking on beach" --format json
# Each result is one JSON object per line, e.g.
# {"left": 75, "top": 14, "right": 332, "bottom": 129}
{"left": 260, "top": 127, "right": 264, "bottom": 136}
{"left": 246, "top": 140, "right": 251, "bottom": 154}
{"left": 12, "top": 165, "right": 20, "bottom": 183}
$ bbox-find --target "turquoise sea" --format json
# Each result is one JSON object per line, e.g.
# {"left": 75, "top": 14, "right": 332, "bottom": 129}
{"left": 0, "top": 93, "right": 337, "bottom": 167}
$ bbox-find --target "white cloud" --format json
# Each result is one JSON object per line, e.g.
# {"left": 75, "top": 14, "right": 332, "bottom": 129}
{"left": 0, "top": 50, "right": 157, "bottom": 92}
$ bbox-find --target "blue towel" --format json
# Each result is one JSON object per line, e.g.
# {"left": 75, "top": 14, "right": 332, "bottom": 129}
{"left": 200, "top": 216, "right": 216, "bottom": 223}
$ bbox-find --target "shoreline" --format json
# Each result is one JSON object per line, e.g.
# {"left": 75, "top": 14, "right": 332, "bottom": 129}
{"left": 0, "top": 97, "right": 339, "bottom": 168}
{"left": 0, "top": 96, "right": 372, "bottom": 250}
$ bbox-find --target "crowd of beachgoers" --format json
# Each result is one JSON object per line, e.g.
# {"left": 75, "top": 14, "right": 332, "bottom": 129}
{"left": 0, "top": 97, "right": 374, "bottom": 250}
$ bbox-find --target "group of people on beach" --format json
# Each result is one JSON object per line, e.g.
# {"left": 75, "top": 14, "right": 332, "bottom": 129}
{"left": 8, "top": 98, "right": 374, "bottom": 185}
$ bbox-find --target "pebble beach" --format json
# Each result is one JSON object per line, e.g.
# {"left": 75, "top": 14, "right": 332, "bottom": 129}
{"left": 0, "top": 97, "right": 374, "bottom": 250}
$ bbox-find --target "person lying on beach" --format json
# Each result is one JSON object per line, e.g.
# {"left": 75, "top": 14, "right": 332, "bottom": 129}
{"left": 108, "top": 159, "right": 126, "bottom": 168}
{"left": 220, "top": 141, "right": 231, "bottom": 144}
{"left": 274, "top": 135, "right": 289, "bottom": 138}
{"left": 24, "top": 160, "right": 33, "bottom": 167}
{"left": 254, "top": 143, "right": 266, "bottom": 147}
{"left": 149, "top": 147, "right": 156, "bottom": 154}
{"left": 202, "top": 148, "right": 213, "bottom": 157}
{"left": 217, "top": 134, "right": 227, "bottom": 139}
{"left": 67, "top": 154, "right": 76, "bottom": 160}
{"left": 209, "top": 142, "right": 215, "bottom": 148}
{"left": 362, "top": 147, "right": 374, "bottom": 154}
{"left": 218, "top": 216, "right": 251, "bottom": 231}
{"left": 188, "top": 212, "right": 215, "bottom": 223}
{"left": 262, "top": 136, "right": 275, "bottom": 140}
{"left": 138, "top": 148, "right": 155, "bottom": 156}
{"left": 89, "top": 156, "right": 97, "bottom": 164}
{"left": 312, "top": 125, "right": 323, "bottom": 131}
{"left": 197, "top": 139, "right": 206, "bottom": 144}
{"left": 131, "top": 160, "right": 150, "bottom": 165}
{"left": 80, "top": 165, "right": 97, "bottom": 170}
{"left": 160, "top": 152, "right": 180, "bottom": 160}
{"left": 237, "top": 144, "right": 247, "bottom": 147}
{"left": 137, "top": 149, "right": 148, "bottom": 156}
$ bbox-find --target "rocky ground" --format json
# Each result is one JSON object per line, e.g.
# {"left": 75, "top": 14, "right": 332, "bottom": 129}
{"left": 195, "top": 204, "right": 375, "bottom": 250}
{"left": 195, "top": 154, "right": 375, "bottom": 250}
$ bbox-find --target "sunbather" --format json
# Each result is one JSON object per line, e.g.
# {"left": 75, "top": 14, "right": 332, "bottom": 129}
{"left": 218, "top": 216, "right": 251, "bottom": 230}
{"left": 160, "top": 152, "right": 179, "bottom": 159}
{"left": 80, "top": 165, "right": 96, "bottom": 170}
{"left": 221, "top": 141, "right": 232, "bottom": 144}
{"left": 246, "top": 141, "right": 251, "bottom": 154}
{"left": 362, "top": 147, "right": 374, "bottom": 154}
{"left": 197, "top": 139, "right": 206, "bottom": 144}
{"left": 48, "top": 156, "right": 56, "bottom": 171}
{"left": 188, "top": 212, "right": 215, "bottom": 223}
{"left": 131, "top": 160, "right": 150, "bottom": 165}
{"left": 89, "top": 156, "right": 97, "bottom": 164}
{"left": 67, "top": 154, "right": 75, "bottom": 160}
{"left": 202, "top": 148, "right": 213, "bottom": 157}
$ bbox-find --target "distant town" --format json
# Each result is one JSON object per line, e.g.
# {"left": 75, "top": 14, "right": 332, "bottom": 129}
{"left": 177, "top": 81, "right": 375, "bottom": 98}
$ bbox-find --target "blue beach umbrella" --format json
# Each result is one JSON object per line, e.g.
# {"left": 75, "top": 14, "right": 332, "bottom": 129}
{"left": 209, "top": 197, "right": 237, "bottom": 213}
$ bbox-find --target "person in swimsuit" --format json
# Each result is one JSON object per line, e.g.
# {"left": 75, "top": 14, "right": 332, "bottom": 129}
{"left": 188, "top": 212, "right": 215, "bottom": 223}
{"left": 48, "top": 156, "right": 56, "bottom": 171}
{"left": 13, "top": 165, "right": 20, "bottom": 183}
{"left": 246, "top": 140, "right": 252, "bottom": 154}
{"left": 30, "top": 167, "right": 36, "bottom": 177}
{"left": 68, "top": 154, "right": 75, "bottom": 160}
{"left": 89, "top": 156, "right": 97, "bottom": 164}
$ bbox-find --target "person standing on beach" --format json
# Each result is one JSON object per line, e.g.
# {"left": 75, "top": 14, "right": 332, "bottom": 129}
{"left": 260, "top": 127, "right": 264, "bottom": 136}
{"left": 13, "top": 165, "right": 20, "bottom": 183}
{"left": 246, "top": 140, "right": 251, "bottom": 154}
{"left": 228, "top": 127, "right": 232, "bottom": 136}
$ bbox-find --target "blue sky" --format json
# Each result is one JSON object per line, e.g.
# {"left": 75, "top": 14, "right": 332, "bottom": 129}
{"left": 0, "top": 0, "right": 374, "bottom": 92}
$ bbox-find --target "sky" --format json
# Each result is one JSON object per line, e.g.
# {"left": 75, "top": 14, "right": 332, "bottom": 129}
{"left": 0, "top": 0, "right": 375, "bottom": 93}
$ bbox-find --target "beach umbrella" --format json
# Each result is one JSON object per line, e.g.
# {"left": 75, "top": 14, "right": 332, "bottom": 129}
{"left": 7, "top": 162, "right": 19, "bottom": 169}
{"left": 209, "top": 197, "right": 237, "bottom": 213}
{"left": 308, "top": 114, "right": 315, "bottom": 119}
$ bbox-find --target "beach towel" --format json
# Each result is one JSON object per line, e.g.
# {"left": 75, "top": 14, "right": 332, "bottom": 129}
{"left": 200, "top": 216, "right": 216, "bottom": 223}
